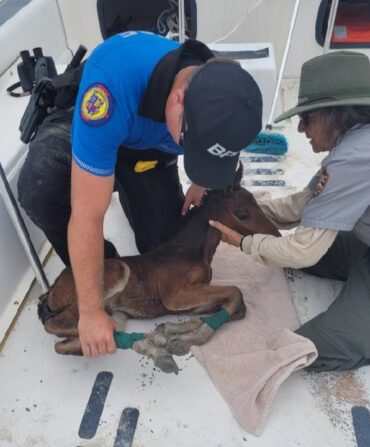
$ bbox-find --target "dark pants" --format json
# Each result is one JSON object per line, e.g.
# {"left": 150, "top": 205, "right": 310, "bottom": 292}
{"left": 296, "top": 231, "right": 370, "bottom": 372}
{"left": 17, "top": 110, "right": 184, "bottom": 266}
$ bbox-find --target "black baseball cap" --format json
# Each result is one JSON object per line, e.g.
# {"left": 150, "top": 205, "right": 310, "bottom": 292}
{"left": 182, "top": 60, "right": 262, "bottom": 189}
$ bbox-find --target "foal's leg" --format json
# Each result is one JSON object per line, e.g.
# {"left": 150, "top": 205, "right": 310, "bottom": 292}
{"left": 51, "top": 310, "right": 179, "bottom": 373}
{"left": 156, "top": 285, "right": 245, "bottom": 356}
{"left": 41, "top": 260, "right": 131, "bottom": 354}
{"left": 44, "top": 301, "right": 79, "bottom": 337}
{"left": 131, "top": 339, "right": 179, "bottom": 374}
{"left": 40, "top": 259, "right": 130, "bottom": 318}
{"left": 50, "top": 307, "right": 128, "bottom": 355}
{"left": 105, "top": 303, "right": 180, "bottom": 374}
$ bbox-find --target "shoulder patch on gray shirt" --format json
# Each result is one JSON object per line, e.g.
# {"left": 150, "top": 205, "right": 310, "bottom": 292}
{"left": 302, "top": 124, "right": 370, "bottom": 245}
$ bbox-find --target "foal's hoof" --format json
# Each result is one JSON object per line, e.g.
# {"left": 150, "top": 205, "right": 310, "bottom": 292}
{"left": 38, "top": 293, "right": 57, "bottom": 324}
{"left": 154, "top": 353, "right": 179, "bottom": 375}
{"left": 55, "top": 337, "right": 82, "bottom": 355}
{"left": 149, "top": 325, "right": 167, "bottom": 347}
{"left": 167, "top": 338, "right": 191, "bottom": 356}
{"left": 156, "top": 323, "right": 165, "bottom": 331}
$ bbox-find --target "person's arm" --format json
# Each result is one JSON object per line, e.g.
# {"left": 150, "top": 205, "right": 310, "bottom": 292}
{"left": 256, "top": 188, "right": 313, "bottom": 229}
{"left": 244, "top": 225, "right": 338, "bottom": 268}
{"left": 182, "top": 183, "right": 207, "bottom": 215}
{"left": 68, "top": 160, "right": 116, "bottom": 358}
{"left": 255, "top": 168, "right": 328, "bottom": 229}
{"left": 209, "top": 220, "right": 338, "bottom": 269}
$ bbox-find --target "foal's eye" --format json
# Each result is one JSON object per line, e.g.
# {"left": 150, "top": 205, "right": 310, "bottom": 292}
{"left": 235, "top": 209, "right": 249, "bottom": 220}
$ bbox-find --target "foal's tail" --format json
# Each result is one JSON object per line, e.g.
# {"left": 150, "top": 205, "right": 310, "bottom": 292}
{"left": 38, "top": 293, "right": 59, "bottom": 324}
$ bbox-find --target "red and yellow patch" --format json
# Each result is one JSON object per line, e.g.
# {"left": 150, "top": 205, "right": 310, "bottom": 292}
{"left": 80, "top": 83, "right": 114, "bottom": 126}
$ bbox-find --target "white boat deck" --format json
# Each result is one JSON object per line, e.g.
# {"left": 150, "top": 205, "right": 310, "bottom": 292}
{"left": 1, "top": 79, "right": 369, "bottom": 447}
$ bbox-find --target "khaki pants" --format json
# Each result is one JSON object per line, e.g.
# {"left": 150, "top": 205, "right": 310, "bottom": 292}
{"left": 296, "top": 231, "right": 370, "bottom": 371}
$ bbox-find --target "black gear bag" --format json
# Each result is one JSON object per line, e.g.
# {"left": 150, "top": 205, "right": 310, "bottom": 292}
{"left": 97, "top": 0, "right": 197, "bottom": 40}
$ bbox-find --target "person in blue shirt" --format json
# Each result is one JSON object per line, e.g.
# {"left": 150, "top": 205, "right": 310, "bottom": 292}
{"left": 18, "top": 31, "right": 262, "bottom": 358}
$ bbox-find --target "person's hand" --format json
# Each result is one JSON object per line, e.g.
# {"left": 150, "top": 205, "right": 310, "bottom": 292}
{"left": 182, "top": 183, "right": 207, "bottom": 215}
{"left": 78, "top": 309, "right": 117, "bottom": 358}
{"left": 209, "top": 220, "right": 243, "bottom": 247}
{"left": 316, "top": 167, "right": 329, "bottom": 193}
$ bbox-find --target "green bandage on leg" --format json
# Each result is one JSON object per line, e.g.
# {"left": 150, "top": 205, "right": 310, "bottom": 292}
{"left": 114, "top": 331, "right": 145, "bottom": 349}
{"left": 200, "top": 308, "right": 230, "bottom": 331}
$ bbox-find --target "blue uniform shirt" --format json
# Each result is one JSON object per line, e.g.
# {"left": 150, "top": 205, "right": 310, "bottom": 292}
{"left": 72, "top": 31, "right": 184, "bottom": 176}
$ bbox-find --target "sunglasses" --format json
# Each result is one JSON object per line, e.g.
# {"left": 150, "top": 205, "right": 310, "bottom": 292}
{"left": 298, "top": 110, "right": 319, "bottom": 126}
{"left": 298, "top": 112, "right": 311, "bottom": 126}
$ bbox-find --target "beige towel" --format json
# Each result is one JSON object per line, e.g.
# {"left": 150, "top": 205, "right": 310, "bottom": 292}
{"left": 192, "top": 243, "right": 317, "bottom": 436}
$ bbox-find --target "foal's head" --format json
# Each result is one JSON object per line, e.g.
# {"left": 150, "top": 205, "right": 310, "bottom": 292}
{"left": 166, "top": 163, "right": 279, "bottom": 258}
{"left": 207, "top": 163, "right": 280, "bottom": 237}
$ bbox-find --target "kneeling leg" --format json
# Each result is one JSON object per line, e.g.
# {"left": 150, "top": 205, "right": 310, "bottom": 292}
{"left": 297, "top": 254, "right": 370, "bottom": 371}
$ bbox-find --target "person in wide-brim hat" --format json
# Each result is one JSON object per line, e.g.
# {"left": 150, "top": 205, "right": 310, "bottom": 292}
{"left": 275, "top": 50, "right": 370, "bottom": 122}
{"left": 210, "top": 50, "right": 370, "bottom": 372}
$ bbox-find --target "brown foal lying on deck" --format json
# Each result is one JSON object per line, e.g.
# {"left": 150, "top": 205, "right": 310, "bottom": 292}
{"left": 38, "top": 165, "right": 279, "bottom": 373}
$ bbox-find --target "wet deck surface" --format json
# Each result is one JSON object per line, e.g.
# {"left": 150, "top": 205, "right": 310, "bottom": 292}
{"left": 1, "top": 81, "right": 370, "bottom": 446}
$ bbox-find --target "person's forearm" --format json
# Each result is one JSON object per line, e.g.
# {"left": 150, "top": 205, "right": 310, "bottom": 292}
{"left": 256, "top": 188, "right": 313, "bottom": 230}
{"left": 241, "top": 225, "right": 338, "bottom": 268}
{"left": 68, "top": 215, "right": 105, "bottom": 315}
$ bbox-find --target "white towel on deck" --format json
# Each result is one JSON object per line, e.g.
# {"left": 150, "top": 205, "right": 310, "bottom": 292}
{"left": 192, "top": 243, "right": 317, "bottom": 436}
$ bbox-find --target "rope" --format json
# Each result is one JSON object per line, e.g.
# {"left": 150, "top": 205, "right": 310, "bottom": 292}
{"left": 157, "top": 0, "right": 186, "bottom": 40}
{"left": 211, "top": 0, "right": 264, "bottom": 44}
{"left": 157, "top": 0, "right": 264, "bottom": 43}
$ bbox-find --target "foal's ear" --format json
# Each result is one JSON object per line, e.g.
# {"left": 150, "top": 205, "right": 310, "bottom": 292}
{"left": 233, "top": 161, "right": 243, "bottom": 190}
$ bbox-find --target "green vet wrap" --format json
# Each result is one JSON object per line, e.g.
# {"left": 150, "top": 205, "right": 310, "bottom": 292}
{"left": 200, "top": 308, "right": 230, "bottom": 331}
{"left": 114, "top": 331, "right": 145, "bottom": 349}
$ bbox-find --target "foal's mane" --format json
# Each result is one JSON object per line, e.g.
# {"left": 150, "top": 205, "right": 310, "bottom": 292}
{"left": 154, "top": 187, "right": 236, "bottom": 259}
{"left": 148, "top": 165, "right": 243, "bottom": 260}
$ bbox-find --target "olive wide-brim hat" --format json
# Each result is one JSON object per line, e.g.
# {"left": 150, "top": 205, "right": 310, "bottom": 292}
{"left": 275, "top": 51, "right": 370, "bottom": 123}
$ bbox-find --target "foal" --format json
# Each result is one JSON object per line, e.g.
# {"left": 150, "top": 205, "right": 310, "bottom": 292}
{"left": 39, "top": 166, "right": 279, "bottom": 373}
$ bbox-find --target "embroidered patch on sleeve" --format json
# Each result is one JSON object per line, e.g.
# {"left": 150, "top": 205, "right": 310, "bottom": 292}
{"left": 80, "top": 83, "right": 114, "bottom": 126}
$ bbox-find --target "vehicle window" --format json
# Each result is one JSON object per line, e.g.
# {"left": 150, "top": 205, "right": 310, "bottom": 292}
{"left": 316, "top": 0, "right": 370, "bottom": 49}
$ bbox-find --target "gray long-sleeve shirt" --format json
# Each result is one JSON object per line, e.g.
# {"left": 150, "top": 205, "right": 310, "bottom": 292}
{"left": 241, "top": 124, "right": 370, "bottom": 267}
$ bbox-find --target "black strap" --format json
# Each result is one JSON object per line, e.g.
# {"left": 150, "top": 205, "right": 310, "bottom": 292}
{"left": 6, "top": 81, "right": 31, "bottom": 98}
{"left": 7, "top": 62, "right": 84, "bottom": 99}
{"left": 213, "top": 47, "right": 270, "bottom": 59}
{"left": 52, "top": 67, "right": 83, "bottom": 89}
